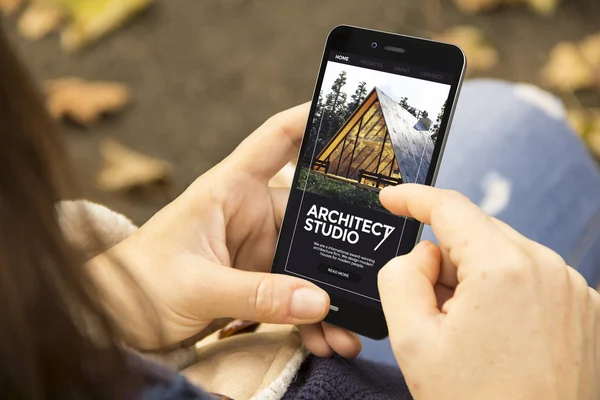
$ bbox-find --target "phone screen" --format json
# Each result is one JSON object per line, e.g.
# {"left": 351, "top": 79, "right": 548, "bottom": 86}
{"left": 272, "top": 27, "right": 465, "bottom": 339}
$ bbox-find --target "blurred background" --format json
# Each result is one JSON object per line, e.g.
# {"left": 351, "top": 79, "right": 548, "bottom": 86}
{"left": 1, "top": 0, "right": 599, "bottom": 224}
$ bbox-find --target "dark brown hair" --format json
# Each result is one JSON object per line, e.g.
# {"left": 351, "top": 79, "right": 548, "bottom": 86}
{"left": 0, "top": 25, "right": 144, "bottom": 398}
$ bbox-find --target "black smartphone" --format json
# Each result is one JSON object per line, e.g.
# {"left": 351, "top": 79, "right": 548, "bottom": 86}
{"left": 271, "top": 25, "right": 466, "bottom": 339}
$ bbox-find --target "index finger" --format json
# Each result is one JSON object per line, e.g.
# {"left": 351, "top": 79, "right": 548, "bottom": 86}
{"left": 228, "top": 103, "right": 310, "bottom": 181}
{"left": 380, "top": 184, "right": 512, "bottom": 270}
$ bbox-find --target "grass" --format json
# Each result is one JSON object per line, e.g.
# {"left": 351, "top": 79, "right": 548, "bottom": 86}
{"left": 297, "top": 167, "right": 390, "bottom": 213}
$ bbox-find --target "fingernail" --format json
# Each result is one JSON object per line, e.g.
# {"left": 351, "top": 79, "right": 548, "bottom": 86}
{"left": 417, "top": 240, "right": 437, "bottom": 252}
{"left": 290, "top": 288, "right": 327, "bottom": 319}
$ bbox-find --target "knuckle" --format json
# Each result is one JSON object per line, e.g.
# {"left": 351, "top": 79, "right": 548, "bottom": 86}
{"left": 390, "top": 328, "right": 426, "bottom": 359}
{"left": 494, "top": 247, "right": 533, "bottom": 281}
{"left": 442, "top": 190, "right": 471, "bottom": 208}
{"left": 252, "top": 277, "right": 279, "bottom": 321}
{"left": 567, "top": 267, "right": 590, "bottom": 296}
{"left": 533, "top": 245, "right": 567, "bottom": 270}
{"left": 378, "top": 257, "right": 405, "bottom": 286}
{"left": 265, "top": 111, "right": 284, "bottom": 127}
{"left": 264, "top": 111, "right": 296, "bottom": 143}
{"left": 432, "top": 190, "right": 471, "bottom": 224}
{"left": 588, "top": 287, "right": 600, "bottom": 310}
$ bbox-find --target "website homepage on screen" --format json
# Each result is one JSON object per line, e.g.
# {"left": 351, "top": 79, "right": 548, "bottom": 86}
{"left": 277, "top": 51, "right": 452, "bottom": 307}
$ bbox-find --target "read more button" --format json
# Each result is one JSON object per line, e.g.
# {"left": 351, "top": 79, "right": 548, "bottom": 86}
{"left": 317, "top": 263, "right": 361, "bottom": 283}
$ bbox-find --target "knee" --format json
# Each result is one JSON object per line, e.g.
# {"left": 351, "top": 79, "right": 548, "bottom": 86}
{"left": 459, "top": 79, "right": 566, "bottom": 121}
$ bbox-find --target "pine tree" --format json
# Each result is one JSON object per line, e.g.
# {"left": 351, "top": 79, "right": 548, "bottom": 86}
{"left": 345, "top": 81, "right": 367, "bottom": 118}
{"left": 301, "top": 91, "right": 325, "bottom": 166}
{"left": 436, "top": 103, "right": 445, "bottom": 126}
{"left": 323, "top": 71, "right": 347, "bottom": 124}
{"left": 311, "top": 91, "right": 325, "bottom": 135}
{"left": 399, "top": 97, "right": 408, "bottom": 109}
{"left": 430, "top": 102, "right": 446, "bottom": 142}
{"left": 318, "top": 71, "right": 348, "bottom": 152}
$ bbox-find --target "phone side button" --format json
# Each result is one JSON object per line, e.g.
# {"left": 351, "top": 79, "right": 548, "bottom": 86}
{"left": 329, "top": 305, "right": 339, "bottom": 312}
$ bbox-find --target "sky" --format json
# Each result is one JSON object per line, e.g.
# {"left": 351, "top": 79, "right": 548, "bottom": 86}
{"left": 320, "top": 61, "right": 451, "bottom": 119}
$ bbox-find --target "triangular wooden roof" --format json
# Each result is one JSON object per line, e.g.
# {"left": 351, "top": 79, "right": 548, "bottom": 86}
{"left": 315, "top": 87, "right": 434, "bottom": 185}
{"left": 315, "top": 88, "right": 379, "bottom": 162}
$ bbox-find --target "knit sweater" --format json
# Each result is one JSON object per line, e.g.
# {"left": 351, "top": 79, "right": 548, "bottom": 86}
{"left": 284, "top": 355, "right": 412, "bottom": 400}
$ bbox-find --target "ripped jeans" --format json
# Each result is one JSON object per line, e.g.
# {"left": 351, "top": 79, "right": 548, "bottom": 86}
{"left": 361, "top": 79, "right": 600, "bottom": 366}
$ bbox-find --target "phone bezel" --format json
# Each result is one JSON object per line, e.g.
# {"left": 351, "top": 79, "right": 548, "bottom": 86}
{"left": 271, "top": 25, "right": 466, "bottom": 340}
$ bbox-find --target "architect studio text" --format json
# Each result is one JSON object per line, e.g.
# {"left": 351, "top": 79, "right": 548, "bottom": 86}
{"left": 303, "top": 205, "right": 395, "bottom": 251}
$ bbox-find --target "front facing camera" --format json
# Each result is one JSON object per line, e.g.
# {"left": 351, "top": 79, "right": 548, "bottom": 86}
{"left": 371, "top": 42, "right": 378, "bottom": 49}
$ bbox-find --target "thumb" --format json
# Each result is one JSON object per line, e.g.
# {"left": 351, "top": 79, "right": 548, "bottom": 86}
{"left": 378, "top": 241, "right": 442, "bottom": 336}
{"left": 200, "top": 266, "right": 330, "bottom": 324}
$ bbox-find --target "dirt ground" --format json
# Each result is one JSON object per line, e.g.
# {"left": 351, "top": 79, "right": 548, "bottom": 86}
{"left": 3, "top": 0, "right": 600, "bottom": 224}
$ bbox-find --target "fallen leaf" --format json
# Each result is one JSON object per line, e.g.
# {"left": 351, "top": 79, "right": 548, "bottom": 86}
{"left": 582, "top": 110, "right": 600, "bottom": 157}
{"left": 18, "top": 3, "right": 64, "bottom": 40}
{"left": 586, "top": 131, "right": 600, "bottom": 158}
{"left": 97, "top": 139, "right": 172, "bottom": 192}
{"left": 59, "top": 0, "right": 152, "bottom": 51}
{"left": 0, "top": 0, "right": 24, "bottom": 15}
{"left": 541, "top": 42, "right": 595, "bottom": 92}
{"left": 580, "top": 32, "right": 600, "bottom": 69}
{"left": 45, "top": 77, "right": 130, "bottom": 125}
{"left": 433, "top": 26, "right": 499, "bottom": 72}
{"left": 452, "top": 0, "right": 501, "bottom": 14}
{"left": 526, "top": 0, "right": 560, "bottom": 15}
{"left": 452, "top": 0, "right": 560, "bottom": 15}
{"left": 218, "top": 320, "right": 260, "bottom": 339}
{"left": 566, "top": 108, "right": 591, "bottom": 137}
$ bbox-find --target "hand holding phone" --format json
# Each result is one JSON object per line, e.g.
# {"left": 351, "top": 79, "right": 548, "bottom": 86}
{"left": 378, "top": 184, "right": 600, "bottom": 399}
{"left": 271, "top": 25, "right": 466, "bottom": 339}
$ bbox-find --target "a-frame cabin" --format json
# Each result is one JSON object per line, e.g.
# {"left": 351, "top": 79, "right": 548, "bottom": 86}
{"left": 312, "top": 87, "right": 434, "bottom": 189}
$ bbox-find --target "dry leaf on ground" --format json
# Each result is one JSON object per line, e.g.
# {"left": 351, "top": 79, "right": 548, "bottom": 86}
{"left": 97, "top": 139, "right": 172, "bottom": 192}
{"left": 569, "top": 108, "right": 600, "bottom": 157}
{"left": 452, "top": 0, "right": 560, "bottom": 15}
{"left": 59, "top": 0, "right": 152, "bottom": 51}
{"left": 0, "top": 0, "right": 24, "bottom": 15}
{"left": 433, "top": 26, "right": 499, "bottom": 72}
{"left": 566, "top": 108, "right": 592, "bottom": 137}
{"left": 45, "top": 78, "right": 130, "bottom": 126}
{"left": 18, "top": 3, "right": 64, "bottom": 40}
{"left": 526, "top": 0, "right": 560, "bottom": 15}
{"left": 580, "top": 32, "right": 600, "bottom": 70}
{"left": 584, "top": 111, "right": 600, "bottom": 156}
{"left": 566, "top": 108, "right": 600, "bottom": 136}
{"left": 218, "top": 320, "right": 260, "bottom": 339}
{"left": 541, "top": 42, "right": 596, "bottom": 92}
{"left": 453, "top": 0, "right": 501, "bottom": 14}
{"left": 586, "top": 133, "right": 600, "bottom": 159}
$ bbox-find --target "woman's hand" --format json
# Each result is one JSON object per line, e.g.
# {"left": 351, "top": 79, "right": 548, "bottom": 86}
{"left": 378, "top": 184, "right": 600, "bottom": 399}
{"left": 90, "top": 104, "right": 361, "bottom": 358}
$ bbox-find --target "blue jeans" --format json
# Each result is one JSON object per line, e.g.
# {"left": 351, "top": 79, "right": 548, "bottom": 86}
{"left": 361, "top": 79, "right": 600, "bottom": 366}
